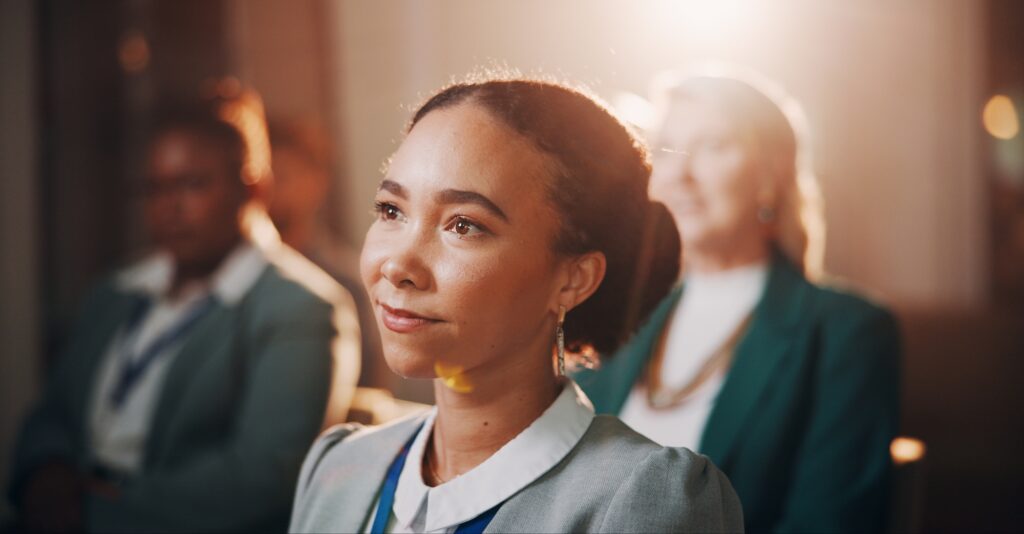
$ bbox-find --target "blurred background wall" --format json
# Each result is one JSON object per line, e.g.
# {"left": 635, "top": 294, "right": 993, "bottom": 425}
{"left": 331, "top": 1, "right": 989, "bottom": 310}
{"left": 0, "top": 0, "right": 41, "bottom": 522}
{"left": 1, "top": 0, "right": 1022, "bottom": 529}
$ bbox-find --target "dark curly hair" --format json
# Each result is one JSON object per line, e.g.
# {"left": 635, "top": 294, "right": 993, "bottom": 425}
{"left": 410, "top": 78, "right": 680, "bottom": 358}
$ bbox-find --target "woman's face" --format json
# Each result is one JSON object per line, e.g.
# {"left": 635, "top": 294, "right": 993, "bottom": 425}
{"left": 361, "top": 103, "right": 567, "bottom": 380}
{"left": 648, "top": 97, "right": 765, "bottom": 255}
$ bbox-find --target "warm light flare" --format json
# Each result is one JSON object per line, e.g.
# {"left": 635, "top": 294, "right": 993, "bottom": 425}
{"left": 434, "top": 362, "right": 474, "bottom": 393}
{"left": 216, "top": 85, "right": 273, "bottom": 184}
{"left": 983, "top": 94, "right": 1020, "bottom": 140}
{"left": 118, "top": 31, "right": 150, "bottom": 73}
{"left": 612, "top": 91, "right": 657, "bottom": 132}
{"left": 890, "top": 437, "right": 926, "bottom": 465}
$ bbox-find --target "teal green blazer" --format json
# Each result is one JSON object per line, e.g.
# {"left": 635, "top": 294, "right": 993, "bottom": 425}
{"left": 576, "top": 255, "right": 901, "bottom": 533}
{"left": 10, "top": 261, "right": 343, "bottom": 532}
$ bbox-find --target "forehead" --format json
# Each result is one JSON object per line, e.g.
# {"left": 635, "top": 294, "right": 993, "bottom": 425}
{"left": 385, "top": 103, "right": 554, "bottom": 211}
{"left": 147, "top": 128, "right": 231, "bottom": 176}
{"left": 657, "top": 96, "right": 743, "bottom": 142}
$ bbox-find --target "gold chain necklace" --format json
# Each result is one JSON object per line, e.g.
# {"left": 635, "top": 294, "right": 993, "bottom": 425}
{"left": 425, "top": 452, "right": 444, "bottom": 486}
{"left": 645, "top": 312, "right": 753, "bottom": 410}
{"left": 423, "top": 443, "right": 463, "bottom": 486}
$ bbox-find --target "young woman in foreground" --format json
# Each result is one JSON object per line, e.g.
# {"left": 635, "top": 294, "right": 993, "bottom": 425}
{"left": 289, "top": 77, "right": 743, "bottom": 533}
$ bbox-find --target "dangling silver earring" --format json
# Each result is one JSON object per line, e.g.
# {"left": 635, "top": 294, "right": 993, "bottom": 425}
{"left": 556, "top": 305, "right": 566, "bottom": 377}
{"left": 757, "top": 205, "right": 776, "bottom": 224}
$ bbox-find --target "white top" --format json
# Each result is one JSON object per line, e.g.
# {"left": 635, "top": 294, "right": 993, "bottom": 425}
{"left": 87, "top": 242, "right": 268, "bottom": 473}
{"left": 620, "top": 262, "right": 768, "bottom": 450}
{"left": 366, "top": 381, "right": 595, "bottom": 533}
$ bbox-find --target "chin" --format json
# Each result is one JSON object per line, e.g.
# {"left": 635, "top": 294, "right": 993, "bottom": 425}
{"left": 680, "top": 228, "right": 713, "bottom": 248}
{"left": 381, "top": 346, "right": 438, "bottom": 380}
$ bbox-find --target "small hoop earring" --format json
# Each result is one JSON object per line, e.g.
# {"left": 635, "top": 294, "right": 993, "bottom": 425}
{"left": 757, "top": 205, "right": 776, "bottom": 224}
{"left": 556, "top": 305, "right": 566, "bottom": 377}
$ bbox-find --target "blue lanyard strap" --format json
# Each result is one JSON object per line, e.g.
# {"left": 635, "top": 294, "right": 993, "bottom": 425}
{"left": 370, "top": 425, "right": 501, "bottom": 534}
{"left": 454, "top": 506, "right": 499, "bottom": 534}
{"left": 109, "top": 294, "right": 216, "bottom": 408}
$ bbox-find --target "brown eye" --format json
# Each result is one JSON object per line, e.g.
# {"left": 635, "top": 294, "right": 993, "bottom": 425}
{"left": 444, "top": 216, "right": 484, "bottom": 238}
{"left": 373, "top": 201, "right": 406, "bottom": 223}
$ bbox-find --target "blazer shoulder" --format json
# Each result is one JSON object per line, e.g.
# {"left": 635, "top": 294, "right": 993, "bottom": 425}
{"left": 804, "top": 277, "right": 898, "bottom": 328}
{"left": 297, "top": 411, "right": 428, "bottom": 489}
{"left": 294, "top": 423, "right": 364, "bottom": 493}
{"left": 566, "top": 417, "right": 744, "bottom": 532}
{"left": 586, "top": 415, "right": 661, "bottom": 450}
{"left": 290, "top": 412, "right": 429, "bottom": 532}
{"left": 571, "top": 416, "right": 709, "bottom": 484}
{"left": 599, "top": 443, "right": 745, "bottom": 533}
{"left": 79, "top": 275, "right": 130, "bottom": 312}
{"left": 263, "top": 244, "right": 354, "bottom": 309}
{"left": 584, "top": 416, "right": 721, "bottom": 484}
{"left": 249, "top": 262, "right": 332, "bottom": 313}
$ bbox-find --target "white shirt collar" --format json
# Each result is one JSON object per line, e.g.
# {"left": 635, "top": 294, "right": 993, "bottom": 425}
{"left": 393, "top": 381, "right": 595, "bottom": 532}
{"left": 116, "top": 241, "right": 268, "bottom": 306}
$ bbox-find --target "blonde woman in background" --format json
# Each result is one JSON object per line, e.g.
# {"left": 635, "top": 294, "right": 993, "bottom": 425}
{"left": 577, "top": 70, "right": 901, "bottom": 533}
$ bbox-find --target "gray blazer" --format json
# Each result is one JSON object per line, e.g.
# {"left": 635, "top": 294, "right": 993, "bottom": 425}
{"left": 290, "top": 412, "right": 744, "bottom": 533}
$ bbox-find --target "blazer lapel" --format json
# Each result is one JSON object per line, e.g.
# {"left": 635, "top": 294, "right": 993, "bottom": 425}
{"left": 144, "top": 301, "right": 235, "bottom": 463}
{"left": 345, "top": 418, "right": 424, "bottom": 532}
{"left": 699, "top": 255, "right": 808, "bottom": 466}
{"left": 575, "top": 287, "right": 682, "bottom": 414}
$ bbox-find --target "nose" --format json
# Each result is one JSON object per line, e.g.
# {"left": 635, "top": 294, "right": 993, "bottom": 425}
{"left": 380, "top": 238, "right": 432, "bottom": 291}
{"left": 651, "top": 151, "right": 694, "bottom": 196}
{"left": 675, "top": 152, "right": 696, "bottom": 185}
{"left": 146, "top": 185, "right": 185, "bottom": 226}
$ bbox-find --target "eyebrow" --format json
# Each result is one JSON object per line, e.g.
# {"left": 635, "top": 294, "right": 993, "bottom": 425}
{"left": 378, "top": 179, "right": 509, "bottom": 223}
{"left": 378, "top": 179, "right": 408, "bottom": 198}
{"left": 435, "top": 188, "right": 509, "bottom": 223}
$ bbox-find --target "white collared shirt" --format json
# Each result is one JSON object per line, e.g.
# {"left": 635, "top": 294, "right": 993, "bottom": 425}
{"left": 87, "top": 242, "right": 268, "bottom": 473}
{"left": 620, "top": 262, "right": 767, "bottom": 450}
{"left": 366, "top": 381, "right": 595, "bottom": 533}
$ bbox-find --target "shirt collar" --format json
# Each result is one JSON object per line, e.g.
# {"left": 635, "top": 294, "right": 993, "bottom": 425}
{"left": 116, "top": 241, "right": 268, "bottom": 306}
{"left": 393, "top": 380, "right": 595, "bottom": 531}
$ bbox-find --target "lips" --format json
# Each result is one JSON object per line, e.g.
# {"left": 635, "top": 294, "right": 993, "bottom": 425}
{"left": 379, "top": 303, "right": 443, "bottom": 333}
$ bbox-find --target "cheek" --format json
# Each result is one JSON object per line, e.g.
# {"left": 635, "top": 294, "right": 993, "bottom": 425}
{"left": 439, "top": 243, "right": 553, "bottom": 338}
{"left": 144, "top": 200, "right": 169, "bottom": 241}
{"left": 177, "top": 192, "right": 214, "bottom": 227}
{"left": 144, "top": 196, "right": 166, "bottom": 222}
{"left": 187, "top": 184, "right": 240, "bottom": 224}
{"left": 433, "top": 250, "right": 491, "bottom": 291}
{"left": 696, "top": 157, "right": 758, "bottom": 214}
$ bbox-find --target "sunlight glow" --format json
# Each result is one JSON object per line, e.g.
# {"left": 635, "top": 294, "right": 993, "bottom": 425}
{"left": 631, "top": 0, "right": 763, "bottom": 50}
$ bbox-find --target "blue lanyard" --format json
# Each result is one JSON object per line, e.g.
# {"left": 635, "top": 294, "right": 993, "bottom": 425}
{"left": 108, "top": 294, "right": 216, "bottom": 408}
{"left": 370, "top": 426, "right": 501, "bottom": 534}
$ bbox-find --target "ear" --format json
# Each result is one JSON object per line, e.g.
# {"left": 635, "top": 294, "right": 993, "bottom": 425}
{"left": 554, "top": 251, "right": 606, "bottom": 314}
